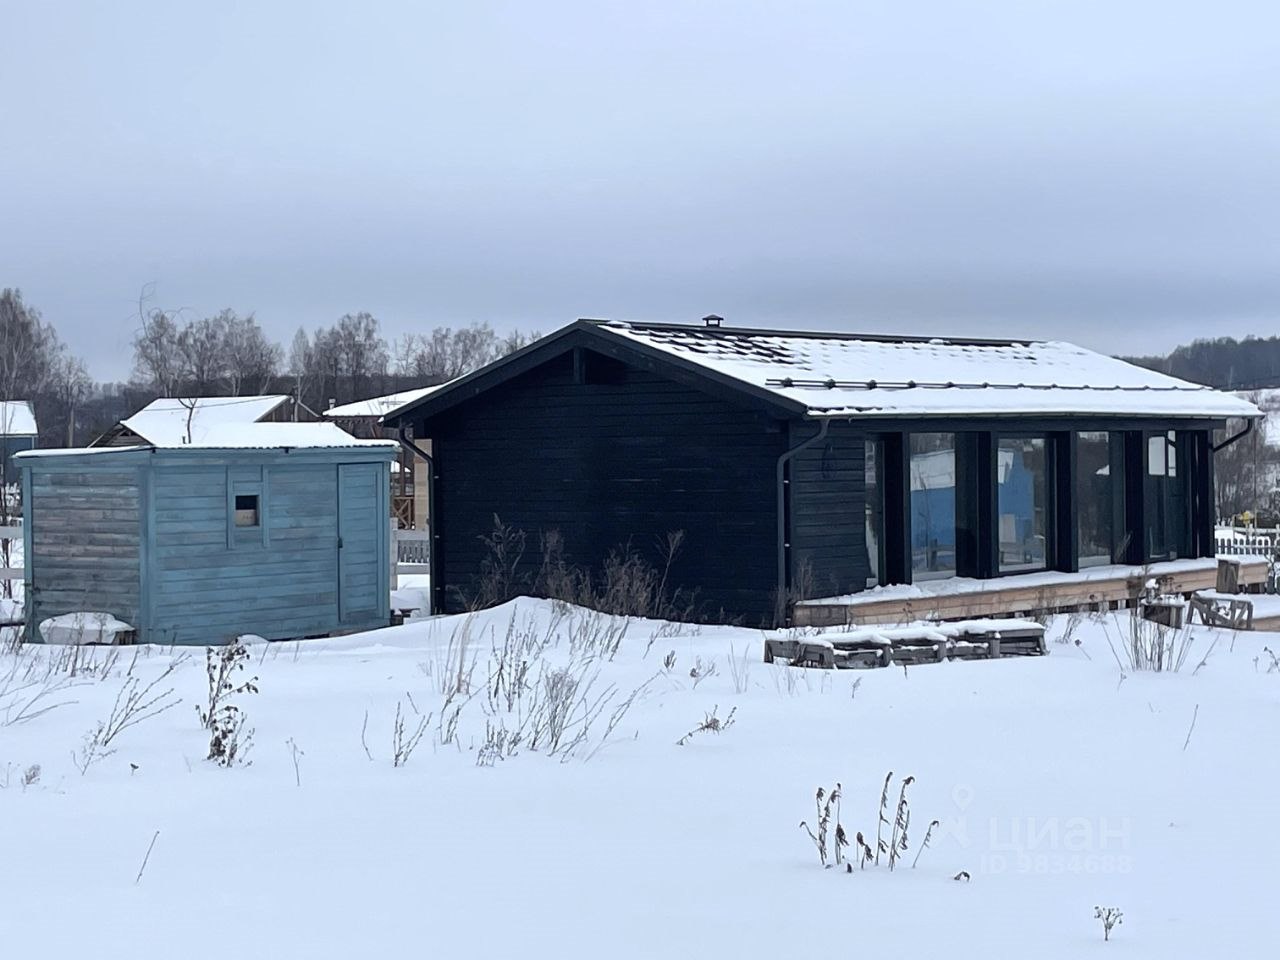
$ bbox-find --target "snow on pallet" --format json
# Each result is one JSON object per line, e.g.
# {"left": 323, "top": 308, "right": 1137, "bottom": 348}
{"left": 763, "top": 618, "right": 1046, "bottom": 669}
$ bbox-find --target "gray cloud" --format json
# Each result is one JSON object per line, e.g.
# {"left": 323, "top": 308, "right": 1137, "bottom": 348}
{"left": 2, "top": 0, "right": 1277, "bottom": 378}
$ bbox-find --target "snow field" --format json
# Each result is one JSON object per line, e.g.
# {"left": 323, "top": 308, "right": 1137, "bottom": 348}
{"left": 2, "top": 599, "right": 1278, "bottom": 958}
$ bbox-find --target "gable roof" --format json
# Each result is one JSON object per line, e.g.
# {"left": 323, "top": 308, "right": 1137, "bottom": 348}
{"left": 383, "top": 319, "right": 1259, "bottom": 425}
{"left": 102, "top": 395, "right": 292, "bottom": 446}
{"left": 0, "top": 400, "right": 38, "bottom": 436}
{"left": 323, "top": 384, "right": 446, "bottom": 420}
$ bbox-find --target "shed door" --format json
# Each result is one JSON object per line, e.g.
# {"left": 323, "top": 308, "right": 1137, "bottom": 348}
{"left": 337, "top": 463, "right": 381, "bottom": 623}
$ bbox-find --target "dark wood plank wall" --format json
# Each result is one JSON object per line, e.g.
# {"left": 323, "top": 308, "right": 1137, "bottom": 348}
{"left": 423, "top": 351, "right": 787, "bottom": 623}
{"left": 787, "top": 420, "right": 869, "bottom": 600}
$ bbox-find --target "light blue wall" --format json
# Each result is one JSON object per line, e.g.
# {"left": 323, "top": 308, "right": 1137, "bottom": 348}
{"left": 23, "top": 446, "right": 393, "bottom": 644}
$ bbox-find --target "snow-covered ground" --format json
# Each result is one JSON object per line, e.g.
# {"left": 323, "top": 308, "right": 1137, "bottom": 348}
{"left": 3, "top": 600, "right": 1278, "bottom": 957}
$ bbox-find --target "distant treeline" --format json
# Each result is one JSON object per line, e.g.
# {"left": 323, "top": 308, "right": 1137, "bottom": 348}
{"left": 1123, "top": 335, "right": 1280, "bottom": 391}
{"left": 1, "top": 286, "right": 537, "bottom": 448}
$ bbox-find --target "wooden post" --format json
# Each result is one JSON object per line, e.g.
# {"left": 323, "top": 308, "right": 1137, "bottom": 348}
{"left": 389, "top": 518, "right": 399, "bottom": 592}
{"left": 1216, "top": 558, "right": 1240, "bottom": 594}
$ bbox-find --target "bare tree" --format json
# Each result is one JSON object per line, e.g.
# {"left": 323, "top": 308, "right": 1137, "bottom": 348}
{"left": 392, "top": 323, "right": 538, "bottom": 381}
{"left": 48, "top": 355, "right": 93, "bottom": 446}
{"left": 0, "top": 288, "right": 62, "bottom": 402}
{"left": 131, "top": 289, "right": 187, "bottom": 396}
{"left": 220, "top": 312, "right": 281, "bottom": 396}
{"left": 288, "top": 327, "right": 315, "bottom": 404}
{"left": 177, "top": 313, "right": 229, "bottom": 392}
{"left": 334, "top": 312, "right": 388, "bottom": 397}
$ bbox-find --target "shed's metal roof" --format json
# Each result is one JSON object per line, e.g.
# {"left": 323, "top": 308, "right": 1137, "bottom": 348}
{"left": 17, "top": 422, "right": 397, "bottom": 458}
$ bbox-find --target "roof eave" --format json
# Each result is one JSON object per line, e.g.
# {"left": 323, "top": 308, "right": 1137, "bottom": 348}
{"left": 381, "top": 320, "right": 809, "bottom": 426}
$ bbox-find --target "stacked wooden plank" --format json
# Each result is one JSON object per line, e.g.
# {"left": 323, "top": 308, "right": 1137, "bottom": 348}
{"left": 763, "top": 619, "right": 1046, "bottom": 670}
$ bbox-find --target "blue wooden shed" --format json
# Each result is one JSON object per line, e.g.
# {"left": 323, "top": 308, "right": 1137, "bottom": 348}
{"left": 18, "top": 422, "right": 398, "bottom": 645}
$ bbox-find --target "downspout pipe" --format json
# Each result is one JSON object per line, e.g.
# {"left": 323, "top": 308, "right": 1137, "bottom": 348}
{"left": 396, "top": 424, "right": 438, "bottom": 615}
{"left": 1212, "top": 417, "right": 1253, "bottom": 453}
{"left": 775, "top": 417, "right": 831, "bottom": 626}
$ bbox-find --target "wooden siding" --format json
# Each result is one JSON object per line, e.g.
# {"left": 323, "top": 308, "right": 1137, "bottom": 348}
{"left": 788, "top": 420, "right": 870, "bottom": 600}
{"left": 27, "top": 467, "right": 143, "bottom": 638}
{"left": 147, "top": 458, "right": 379, "bottom": 644}
{"left": 337, "top": 462, "right": 384, "bottom": 623}
{"left": 25, "top": 447, "right": 393, "bottom": 645}
{"left": 421, "top": 351, "right": 787, "bottom": 624}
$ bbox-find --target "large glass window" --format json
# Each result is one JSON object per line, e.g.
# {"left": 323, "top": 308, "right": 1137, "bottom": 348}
{"left": 864, "top": 439, "right": 884, "bottom": 588}
{"left": 1077, "top": 432, "right": 1115, "bottom": 567}
{"left": 997, "top": 437, "right": 1048, "bottom": 573}
{"left": 1147, "top": 430, "right": 1184, "bottom": 559}
{"left": 910, "top": 433, "right": 957, "bottom": 579}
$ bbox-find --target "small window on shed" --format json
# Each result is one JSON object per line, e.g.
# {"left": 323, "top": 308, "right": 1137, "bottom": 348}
{"left": 234, "top": 494, "right": 260, "bottom": 528}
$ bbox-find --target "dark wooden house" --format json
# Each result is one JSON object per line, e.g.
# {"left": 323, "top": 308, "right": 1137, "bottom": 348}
{"left": 383, "top": 319, "right": 1258, "bottom": 625}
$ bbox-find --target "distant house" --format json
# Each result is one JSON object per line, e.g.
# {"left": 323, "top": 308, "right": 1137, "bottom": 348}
{"left": 383, "top": 318, "right": 1259, "bottom": 624}
{"left": 324, "top": 385, "right": 443, "bottom": 528}
{"left": 0, "top": 400, "right": 38, "bottom": 486}
{"left": 19, "top": 422, "right": 397, "bottom": 645}
{"left": 91, "top": 395, "right": 298, "bottom": 447}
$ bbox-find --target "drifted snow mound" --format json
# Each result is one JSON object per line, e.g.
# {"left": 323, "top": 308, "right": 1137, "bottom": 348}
{"left": 39, "top": 612, "right": 133, "bottom": 645}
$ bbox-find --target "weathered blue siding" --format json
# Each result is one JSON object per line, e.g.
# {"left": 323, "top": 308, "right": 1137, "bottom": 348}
{"left": 337, "top": 462, "right": 385, "bottom": 624}
{"left": 22, "top": 446, "right": 393, "bottom": 644}
{"left": 24, "top": 457, "right": 145, "bottom": 639}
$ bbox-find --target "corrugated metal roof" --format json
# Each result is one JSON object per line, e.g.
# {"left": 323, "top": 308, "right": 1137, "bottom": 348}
{"left": 18, "top": 423, "right": 397, "bottom": 458}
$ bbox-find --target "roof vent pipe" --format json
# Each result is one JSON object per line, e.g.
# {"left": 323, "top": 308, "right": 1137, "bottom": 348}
{"left": 702, "top": 314, "right": 723, "bottom": 327}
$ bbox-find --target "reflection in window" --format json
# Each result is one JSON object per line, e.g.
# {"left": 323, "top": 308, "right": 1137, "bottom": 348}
{"left": 1077, "top": 432, "right": 1114, "bottom": 567}
{"left": 909, "top": 433, "right": 957, "bottom": 579}
{"left": 864, "top": 440, "right": 884, "bottom": 588}
{"left": 997, "top": 437, "right": 1047, "bottom": 573}
{"left": 1147, "top": 431, "right": 1183, "bottom": 560}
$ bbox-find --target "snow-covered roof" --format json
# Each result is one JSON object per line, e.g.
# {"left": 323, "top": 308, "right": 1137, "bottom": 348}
{"left": 594, "top": 322, "right": 1260, "bottom": 420}
{"left": 18, "top": 422, "right": 397, "bottom": 457}
{"left": 0, "top": 400, "right": 38, "bottom": 436}
{"left": 183, "top": 422, "right": 397, "bottom": 449}
{"left": 116, "top": 395, "right": 292, "bottom": 445}
{"left": 323, "top": 385, "right": 444, "bottom": 420}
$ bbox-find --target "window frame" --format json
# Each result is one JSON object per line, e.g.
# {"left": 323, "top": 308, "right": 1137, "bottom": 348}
{"left": 226, "top": 471, "right": 269, "bottom": 549}
{"left": 992, "top": 433, "right": 1052, "bottom": 576}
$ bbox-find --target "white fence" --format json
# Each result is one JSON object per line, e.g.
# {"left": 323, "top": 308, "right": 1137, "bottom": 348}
{"left": 1, "top": 524, "right": 20, "bottom": 583}
{"left": 1216, "top": 525, "right": 1279, "bottom": 558}
{"left": 391, "top": 524, "right": 430, "bottom": 588}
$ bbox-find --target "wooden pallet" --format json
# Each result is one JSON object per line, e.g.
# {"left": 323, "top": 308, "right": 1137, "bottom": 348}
{"left": 763, "top": 623, "right": 1046, "bottom": 670}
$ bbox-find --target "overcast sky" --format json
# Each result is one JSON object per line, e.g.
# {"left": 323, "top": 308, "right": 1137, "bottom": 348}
{"left": 2, "top": 0, "right": 1277, "bottom": 379}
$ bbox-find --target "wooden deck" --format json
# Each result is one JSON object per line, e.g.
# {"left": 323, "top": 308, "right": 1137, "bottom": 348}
{"left": 793, "top": 557, "right": 1271, "bottom": 628}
